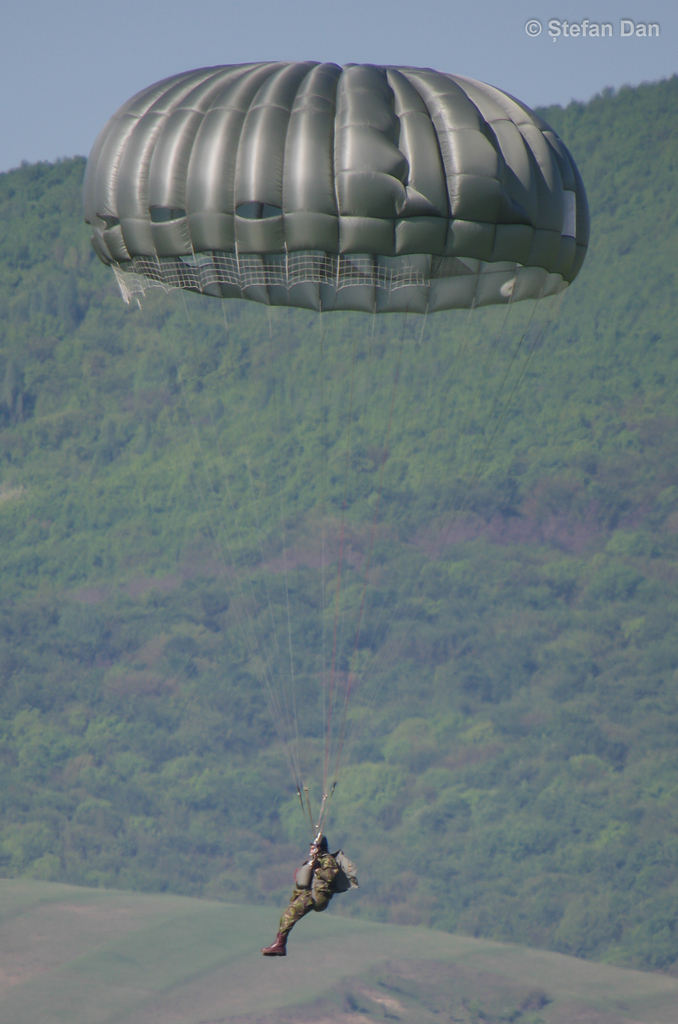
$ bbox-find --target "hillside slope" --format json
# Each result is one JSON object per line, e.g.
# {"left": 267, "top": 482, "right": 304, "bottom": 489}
{"left": 0, "top": 77, "right": 677, "bottom": 970}
{"left": 1, "top": 879, "right": 677, "bottom": 1024}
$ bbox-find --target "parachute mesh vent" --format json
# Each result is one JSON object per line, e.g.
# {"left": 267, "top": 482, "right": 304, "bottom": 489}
{"left": 111, "top": 251, "right": 565, "bottom": 311}
{"left": 112, "top": 251, "right": 434, "bottom": 302}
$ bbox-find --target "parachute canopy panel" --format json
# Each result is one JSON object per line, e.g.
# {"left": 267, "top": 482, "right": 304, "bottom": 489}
{"left": 84, "top": 62, "right": 589, "bottom": 312}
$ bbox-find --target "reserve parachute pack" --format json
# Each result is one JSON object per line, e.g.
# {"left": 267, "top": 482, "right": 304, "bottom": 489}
{"left": 330, "top": 850, "right": 359, "bottom": 893}
{"left": 294, "top": 862, "right": 313, "bottom": 889}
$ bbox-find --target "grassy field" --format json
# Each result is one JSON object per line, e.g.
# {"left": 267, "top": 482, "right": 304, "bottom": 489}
{"left": 0, "top": 879, "right": 677, "bottom": 1024}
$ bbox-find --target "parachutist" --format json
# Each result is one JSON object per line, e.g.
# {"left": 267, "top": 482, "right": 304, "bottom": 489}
{"left": 261, "top": 836, "right": 358, "bottom": 957}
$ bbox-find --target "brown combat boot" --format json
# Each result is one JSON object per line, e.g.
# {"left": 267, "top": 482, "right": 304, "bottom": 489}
{"left": 261, "top": 932, "right": 287, "bottom": 956}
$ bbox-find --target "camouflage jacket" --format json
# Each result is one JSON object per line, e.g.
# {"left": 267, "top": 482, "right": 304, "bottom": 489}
{"left": 311, "top": 851, "right": 340, "bottom": 903}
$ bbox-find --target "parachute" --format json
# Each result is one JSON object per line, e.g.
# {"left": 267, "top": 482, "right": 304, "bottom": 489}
{"left": 84, "top": 63, "right": 589, "bottom": 837}
{"left": 84, "top": 62, "right": 588, "bottom": 312}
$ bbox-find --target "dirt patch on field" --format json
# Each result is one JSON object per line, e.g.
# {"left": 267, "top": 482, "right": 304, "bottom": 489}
{"left": 219, "top": 956, "right": 667, "bottom": 1024}
{"left": 103, "top": 668, "right": 177, "bottom": 697}
{"left": 0, "top": 961, "right": 51, "bottom": 996}
{"left": 0, "top": 484, "right": 25, "bottom": 503}
{"left": 71, "top": 585, "right": 110, "bottom": 604}
{"left": 416, "top": 510, "right": 602, "bottom": 557}
{"left": 222, "top": 959, "right": 554, "bottom": 1024}
{"left": 547, "top": 1006, "right": 640, "bottom": 1024}
{"left": 125, "top": 573, "right": 182, "bottom": 598}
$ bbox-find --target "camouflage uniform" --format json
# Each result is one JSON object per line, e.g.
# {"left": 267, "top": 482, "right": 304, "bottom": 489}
{"left": 278, "top": 851, "right": 340, "bottom": 938}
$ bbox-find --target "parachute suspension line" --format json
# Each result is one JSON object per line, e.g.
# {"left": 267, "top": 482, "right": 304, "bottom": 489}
{"left": 296, "top": 786, "right": 311, "bottom": 836}
{"left": 217, "top": 306, "right": 294, "bottom": 727}
{"left": 178, "top": 294, "right": 266, "bottom": 610}
{"left": 466, "top": 285, "right": 532, "bottom": 467}
{"left": 332, "top": 308, "right": 429, "bottom": 778}
{"left": 341, "top": 300, "right": 474, "bottom": 748}
{"left": 293, "top": 784, "right": 315, "bottom": 840}
{"left": 418, "top": 306, "right": 429, "bottom": 346}
{"left": 421, "top": 275, "right": 530, "bottom": 556}
{"left": 286, "top": 311, "right": 315, "bottom": 797}
{"left": 331, "top": 318, "right": 363, "bottom": 755}
{"left": 278, "top": 326, "right": 304, "bottom": 789}
{"left": 357, "top": 309, "right": 433, "bottom": 671}
{"left": 265, "top": 307, "right": 305, "bottom": 789}
{"left": 176, "top": 294, "right": 304, "bottom": 792}
{"left": 317, "top": 312, "right": 329, "bottom": 777}
{"left": 315, "top": 302, "right": 342, "bottom": 822}
{"left": 339, "top": 306, "right": 440, "bottom": 734}
{"left": 175, "top": 295, "right": 273, "bottom": 670}
{"left": 353, "top": 307, "right": 385, "bottom": 651}
{"left": 323, "top": 328, "right": 359, "bottom": 797}
{"left": 445, "top": 262, "right": 481, "bottom": 371}
{"left": 184, "top": 301, "right": 296, "bottom": 747}
{"left": 303, "top": 785, "right": 315, "bottom": 835}
{"left": 182, "top": 443, "right": 303, "bottom": 793}
{"left": 317, "top": 780, "right": 337, "bottom": 835}
{"left": 215, "top": 305, "right": 300, "bottom": 787}
{"left": 329, "top": 311, "right": 375, "bottom": 755}
{"left": 329, "top": 305, "right": 387, "bottom": 790}
{"left": 329, "top": 311, "right": 412, "bottom": 781}
{"left": 359, "top": 277, "right": 479, "bottom": 663}
{"left": 414, "top": 277, "right": 533, "bottom": 565}
{"left": 370, "top": 271, "right": 518, "bottom": 594}
{"left": 150, "top": 305, "right": 302, "bottom": 794}
{"left": 316, "top": 303, "right": 352, "bottom": 822}
{"left": 330, "top": 316, "right": 408, "bottom": 787}
{"left": 240, "top": 308, "right": 305, "bottom": 788}
{"left": 224, "top": 291, "right": 283, "bottom": 689}
{"left": 221, "top": 326, "right": 276, "bottom": 671}
{"left": 245, "top": 454, "right": 285, "bottom": 676}
{"left": 319, "top": 311, "right": 428, "bottom": 773}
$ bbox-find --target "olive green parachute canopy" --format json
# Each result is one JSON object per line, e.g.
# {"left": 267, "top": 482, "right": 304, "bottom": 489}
{"left": 84, "top": 62, "right": 589, "bottom": 312}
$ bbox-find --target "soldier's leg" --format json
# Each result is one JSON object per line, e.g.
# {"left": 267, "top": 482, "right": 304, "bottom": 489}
{"left": 278, "top": 887, "right": 314, "bottom": 938}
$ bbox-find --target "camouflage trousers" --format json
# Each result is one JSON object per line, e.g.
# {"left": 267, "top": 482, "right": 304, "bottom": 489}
{"left": 278, "top": 886, "right": 331, "bottom": 938}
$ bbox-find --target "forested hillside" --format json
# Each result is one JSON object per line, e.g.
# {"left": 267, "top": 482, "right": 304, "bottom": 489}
{"left": 1, "top": 76, "right": 678, "bottom": 971}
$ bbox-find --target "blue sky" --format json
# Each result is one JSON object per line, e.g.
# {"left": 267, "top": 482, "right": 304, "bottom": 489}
{"left": 1, "top": 0, "right": 676, "bottom": 172}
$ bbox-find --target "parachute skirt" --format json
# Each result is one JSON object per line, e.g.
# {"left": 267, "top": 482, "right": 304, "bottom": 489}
{"left": 111, "top": 251, "right": 567, "bottom": 314}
